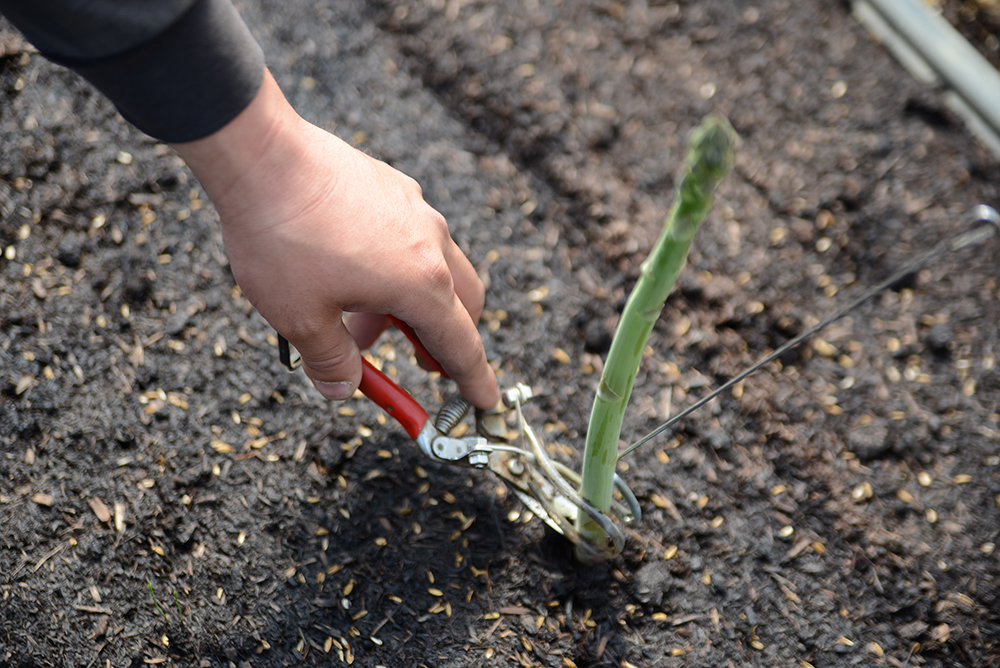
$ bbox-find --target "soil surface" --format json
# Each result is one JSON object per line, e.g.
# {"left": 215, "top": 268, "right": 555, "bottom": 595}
{"left": 2, "top": 1, "right": 1000, "bottom": 667}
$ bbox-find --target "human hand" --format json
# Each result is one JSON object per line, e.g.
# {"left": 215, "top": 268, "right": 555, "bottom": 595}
{"left": 173, "top": 71, "right": 500, "bottom": 409}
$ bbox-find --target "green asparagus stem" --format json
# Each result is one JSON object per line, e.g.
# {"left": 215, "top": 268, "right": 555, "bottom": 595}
{"left": 576, "top": 115, "right": 736, "bottom": 556}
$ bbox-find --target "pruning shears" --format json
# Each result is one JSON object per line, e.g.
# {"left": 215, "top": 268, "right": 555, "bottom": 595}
{"left": 278, "top": 316, "right": 639, "bottom": 559}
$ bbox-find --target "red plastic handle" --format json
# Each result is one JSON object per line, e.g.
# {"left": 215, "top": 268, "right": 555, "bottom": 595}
{"left": 359, "top": 358, "right": 428, "bottom": 439}
{"left": 387, "top": 315, "right": 448, "bottom": 378}
{"left": 356, "top": 316, "right": 453, "bottom": 439}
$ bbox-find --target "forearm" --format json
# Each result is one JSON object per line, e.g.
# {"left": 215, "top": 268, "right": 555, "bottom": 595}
{"left": 0, "top": 0, "right": 500, "bottom": 409}
{"left": 0, "top": 0, "right": 265, "bottom": 142}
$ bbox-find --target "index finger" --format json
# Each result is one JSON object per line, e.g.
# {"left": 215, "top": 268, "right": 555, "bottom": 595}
{"left": 399, "top": 243, "right": 499, "bottom": 409}
{"left": 406, "top": 294, "right": 499, "bottom": 410}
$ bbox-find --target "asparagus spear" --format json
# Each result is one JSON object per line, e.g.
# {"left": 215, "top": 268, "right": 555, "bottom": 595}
{"left": 576, "top": 115, "right": 737, "bottom": 556}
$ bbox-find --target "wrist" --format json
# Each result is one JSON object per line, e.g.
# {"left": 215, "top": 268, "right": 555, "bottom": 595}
{"left": 171, "top": 69, "right": 307, "bottom": 216}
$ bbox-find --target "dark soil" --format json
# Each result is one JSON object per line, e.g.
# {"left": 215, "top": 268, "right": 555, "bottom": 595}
{"left": 3, "top": 1, "right": 1000, "bottom": 666}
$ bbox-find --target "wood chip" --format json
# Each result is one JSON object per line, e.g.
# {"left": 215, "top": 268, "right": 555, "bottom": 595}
{"left": 114, "top": 502, "right": 125, "bottom": 532}
{"left": 527, "top": 285, "right": 548, "bottom": 302}
{"left": 786, "top": 537, "right": 812, "bottom": 559}
{"left": 30, "top": 544, "right": 64, "bottom": 573}
{"left": 15, "top": 375, "right": 34, "bottom": 395}
{"left": 210, "top": 440, "right": 233, "bottom": 453}
{"left": 650, "top": 493, "right": 670, "bottom": 509}
{"left": 500, "top": 605, "right": 532, "bottom": 615}
{"left": 89, "top": 497, "right": 112, "bottom": 523}
{"left": 31, "top": 492, "right": 53, "bottom": 506}
{"left": 93, "top": 615, "right": 110, "bottom": 638}
{"left": 166, "top": 392, "right": 188, "bottom": 409}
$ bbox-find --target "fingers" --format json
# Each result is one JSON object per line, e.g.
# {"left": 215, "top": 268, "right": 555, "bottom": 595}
{"left": 441, "top": 239, "right": 498, "bottom": 407}
{"left": 182, "top": 88, "right": 498, "bottom": 409}
{"left": 442, "top": 236, "right": 486, "bottom": 323}
{"left": 365, "top": 201, "right": 497, "bottom": 407}
{"left": 343, "top": 245, "right": 499, "bottom": 409}
{"left": 400, "top": 262, "right": 499, "bottom": 409}
{"left": 422, "top": 296, "right": 500, "bottom": 410}
{"left": 292, "top": 316, "right": 364, "bottom": 401}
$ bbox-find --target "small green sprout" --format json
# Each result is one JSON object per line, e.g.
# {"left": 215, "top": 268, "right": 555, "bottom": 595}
{"left": 148, "top": 580, "right": 170, "bottom": 626}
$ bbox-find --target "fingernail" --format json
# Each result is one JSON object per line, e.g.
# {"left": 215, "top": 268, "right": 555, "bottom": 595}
{"left": 313, "top": 381, "right": 355, "bottom": 401}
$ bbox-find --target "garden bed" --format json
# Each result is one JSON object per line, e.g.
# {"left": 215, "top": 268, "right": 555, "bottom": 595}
{"left": 2, "top": 0, "right": 999, "bottom": 666}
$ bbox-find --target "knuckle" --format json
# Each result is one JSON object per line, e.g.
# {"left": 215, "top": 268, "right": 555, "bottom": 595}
{"left": 277, "top": 318, "right": 315, "bottom": 346}
{"left": 401, "top": 173, "right": 423, "bottom": 197}
{"left": 420, "top": 254, "right": 455, "bottom": 295}
{"left": 414, "top": 198, "right": 447, "bottom": 232}
{"left": 428, "top": 207, "right": 447, "bottom": 229}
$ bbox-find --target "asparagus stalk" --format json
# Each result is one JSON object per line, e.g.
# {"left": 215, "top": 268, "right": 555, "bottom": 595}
{"left": 576, "top": 115, "right": 737, "bottom": 555}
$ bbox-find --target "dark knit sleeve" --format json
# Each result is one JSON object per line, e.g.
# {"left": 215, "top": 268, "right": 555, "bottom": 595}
{"left": 0, "top": 0, "right": 266, "bottom": 143}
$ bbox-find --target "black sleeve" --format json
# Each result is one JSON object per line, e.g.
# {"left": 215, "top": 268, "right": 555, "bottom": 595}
{"left": 0, "top": 0, "right": 266, "bottom": 143}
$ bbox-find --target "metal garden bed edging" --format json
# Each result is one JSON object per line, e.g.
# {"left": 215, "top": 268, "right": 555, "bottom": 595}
{"left": 853, "top": 0, "right": 1000, "bottom": 159}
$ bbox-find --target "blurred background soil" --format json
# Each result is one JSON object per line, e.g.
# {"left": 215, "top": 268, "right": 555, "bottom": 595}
{"left": 2, "top": 1, "right": 999, "bottom": 666}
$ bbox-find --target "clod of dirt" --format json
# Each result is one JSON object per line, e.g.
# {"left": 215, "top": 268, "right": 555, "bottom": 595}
{"left": 122, "top": 272, "right": 154, "bottom": 305}
{"left": 582, "top": 319, "right": 612, "bottom": 354}
{"left": 925, "top": 322, "right": 954, "bottom": 358}
{"left": 55, "top": 232, "right": 85, "bottom": 267}
{"left": 845, "top": 417, "right": 891, "bottom": 461}
{"left": 631, "top": 560, "right": 672, "bottom": 606}
{"left": 318, "top": 440, "right": 344, "bottom": 470}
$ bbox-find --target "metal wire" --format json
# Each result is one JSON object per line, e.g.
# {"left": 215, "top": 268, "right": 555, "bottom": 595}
{"left": 504, "top": 391, "right": 640, "bottom": 560}
{"left": 619, "top": 206, "right": 1000, "bottom": 459}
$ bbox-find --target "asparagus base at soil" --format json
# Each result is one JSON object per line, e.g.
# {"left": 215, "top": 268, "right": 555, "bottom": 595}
{"left": 575, "top": 115, "right": 737, "bottom": 559}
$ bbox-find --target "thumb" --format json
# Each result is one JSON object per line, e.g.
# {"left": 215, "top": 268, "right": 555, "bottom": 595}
{"left": 294, "top": 318, "right": 363, "bottom": 401}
